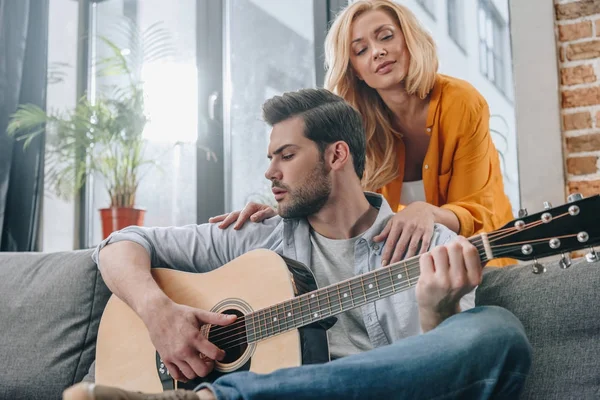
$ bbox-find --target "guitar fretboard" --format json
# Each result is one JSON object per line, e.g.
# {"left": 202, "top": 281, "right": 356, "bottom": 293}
{"left": 245, "top": 235, "right": 488, "bottom": 343}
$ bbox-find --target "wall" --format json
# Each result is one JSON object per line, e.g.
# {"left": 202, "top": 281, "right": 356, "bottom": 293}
{"left": 555, "top": 0, "right": 600, "bottom": 197}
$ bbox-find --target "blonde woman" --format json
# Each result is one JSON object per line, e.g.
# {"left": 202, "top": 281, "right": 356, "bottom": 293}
{"left": 212, "top": 0, "right": 513, "bottom": 266}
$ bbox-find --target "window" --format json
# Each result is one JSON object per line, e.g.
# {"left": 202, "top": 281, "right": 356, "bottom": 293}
{"left": 447, "top": 0, "right": 466, "bottom": 51}
{"left": 416, "top": 0, "right": 435, "bottom": 20}
{"left": 478, "top": 0, "right": 506, "bottom": 92}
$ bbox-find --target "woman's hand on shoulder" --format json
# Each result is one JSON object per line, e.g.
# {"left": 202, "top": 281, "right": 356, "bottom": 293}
{"left": 373, "top": 201, "right": 437, "bottom": 265}
{"left": 209, "top": 202, "right": 277, "bottom": 229}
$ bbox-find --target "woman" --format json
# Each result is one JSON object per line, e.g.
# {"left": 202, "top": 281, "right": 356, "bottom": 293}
{"left": 212, "top": 0, "right": 513, "bottom": 266}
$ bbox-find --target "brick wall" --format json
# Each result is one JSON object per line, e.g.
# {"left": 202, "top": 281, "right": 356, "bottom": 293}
{"left": 555, "top": 0, "right": 600, "bottom": 197}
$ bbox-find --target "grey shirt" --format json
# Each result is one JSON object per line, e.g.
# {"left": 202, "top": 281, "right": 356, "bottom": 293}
{"left": 92, "top": 192, "right": 474, "bottom": 349}
{"left": 309, "top": 230, "right": 373, "bottom": 359}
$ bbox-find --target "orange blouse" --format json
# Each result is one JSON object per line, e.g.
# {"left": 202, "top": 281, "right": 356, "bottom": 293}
{"left": 378, "top": 74, "right": 514, "bottom": 264}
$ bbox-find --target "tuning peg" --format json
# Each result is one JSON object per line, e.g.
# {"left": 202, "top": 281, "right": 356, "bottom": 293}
{"left": 567, "top": 193, "right": 583, "bottom": 203}
{"left": 517, "top": 208, "right": 528, "bottom": 218}
{"left": 543, "top": 201, "right": 553, "bottom": 210}
{"left": 585, "top": 248, "right": 598, "bottom": 263}
{"left": 559, "top": 253, "right": 571, "bottom": 269}
{"left": 531, "top": 259, "right": 546, "bottom": 274}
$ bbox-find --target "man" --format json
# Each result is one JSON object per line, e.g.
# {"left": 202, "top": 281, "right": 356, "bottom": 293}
{"left": 65, "top": 89, "right": 531, "bottom": 400}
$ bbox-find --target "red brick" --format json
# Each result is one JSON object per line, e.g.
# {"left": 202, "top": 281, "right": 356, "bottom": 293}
{"left": 568, "top": 179, "right": 600, "bottom": 197}
{"left": 562, "top": 86, "right": 600, "bottom": 108}
{"left": 566, "top": 133, "right": 600, "bottom": 152}
{"left": 561, "top": 65, "right": 596, "bottom": 85}
{"left": 567, "top": 156, "right": 598, "bottom": 175}
{"left": 563, "top": 111, "right": 593, "bottom": 130}
{"left": 558, "top": 21, "right": 593, "bottom": 41}
{"left": 556, "top": 0, "right": 600, "bottom": 21}
{"left": 566, "top": 40, "right": 600, "bottom": 60}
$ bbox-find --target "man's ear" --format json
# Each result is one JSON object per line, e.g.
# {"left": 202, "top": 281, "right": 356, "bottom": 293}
{"left": 328, "top": 141, "right": 350, "bottom": 171}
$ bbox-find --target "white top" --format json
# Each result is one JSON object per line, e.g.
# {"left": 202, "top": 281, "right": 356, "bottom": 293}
{"left": 400, "top": 180, "right": 426, "bottom": 205}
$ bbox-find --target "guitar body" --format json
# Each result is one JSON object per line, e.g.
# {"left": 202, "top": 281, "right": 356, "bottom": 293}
{"left": 95, "top": 249, "right": 331, "bottom": 393}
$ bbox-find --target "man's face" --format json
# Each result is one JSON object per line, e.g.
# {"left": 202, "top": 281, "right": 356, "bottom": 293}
{"left": 265, "top": 117, "right": 331, "bottom": 218}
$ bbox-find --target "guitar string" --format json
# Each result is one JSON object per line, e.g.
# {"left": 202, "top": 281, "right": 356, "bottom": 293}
{"left": 209, "top": 236, "right": 517, "bottom": 347}
{"left": 210, "top": 235, "right": 583, "bottom": 350}
{"left": 206, "top": 225, "right": 524, "bottom": 342}
{"left": 206, "top": 214, "right": 574, "bottom": 346}
{"left": 206, "top": 238, "right": 486, "bottom": 344}
{"left": 212, "top": 232, "right": 583, "bottom": 351}
{"left": 206, "top": 227, "right": 532, "bottom": 344}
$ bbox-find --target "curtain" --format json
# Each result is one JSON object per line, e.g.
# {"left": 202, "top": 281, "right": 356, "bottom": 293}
{"left": 0, "top": 0, "right": 49, "bottom": 251}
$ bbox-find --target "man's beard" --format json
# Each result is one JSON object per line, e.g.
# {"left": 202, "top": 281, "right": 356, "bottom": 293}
{"left": 275, "top": 161, "right": 331, "bottom": 219}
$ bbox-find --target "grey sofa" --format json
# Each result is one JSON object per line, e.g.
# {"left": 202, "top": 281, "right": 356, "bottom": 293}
{"left": 0, "top": 249, "right": 598, "bottom": 399}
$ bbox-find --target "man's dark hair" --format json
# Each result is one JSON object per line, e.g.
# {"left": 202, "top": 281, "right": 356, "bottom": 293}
{"left": 262, "top": 88, "right": 366, "bottom": 179}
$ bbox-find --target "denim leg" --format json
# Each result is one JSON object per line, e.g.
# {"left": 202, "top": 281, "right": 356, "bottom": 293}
{"left": 198, "top": 306, "right": 532, "bottom": 400}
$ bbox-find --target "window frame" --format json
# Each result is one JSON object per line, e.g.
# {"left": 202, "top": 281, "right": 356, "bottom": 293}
{"left": 478, "top": 0, "right": 507, "bottom": 94}
{"left": 416, "top": 0, "right": 436, "bottom": 20}
{"left": 447, "top": 0, "right": 467, "bottom": 54}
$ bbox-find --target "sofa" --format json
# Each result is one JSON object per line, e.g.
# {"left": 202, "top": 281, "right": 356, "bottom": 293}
{"left": 0, "top": 249, "right": 598, "bottom": 399}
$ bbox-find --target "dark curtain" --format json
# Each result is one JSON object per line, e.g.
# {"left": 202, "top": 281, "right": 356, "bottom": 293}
{"left": 0, "top": 0, "right": 49, "bottom": 251}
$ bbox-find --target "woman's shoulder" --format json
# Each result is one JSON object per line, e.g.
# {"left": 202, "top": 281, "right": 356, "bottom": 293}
{"left": 436, "top": 74, "right": 487, "bottom": 112}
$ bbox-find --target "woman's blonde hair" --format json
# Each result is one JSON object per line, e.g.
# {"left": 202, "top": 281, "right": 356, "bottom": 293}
{"left": 324, "top": 0, "right": 438, "bottom": 191}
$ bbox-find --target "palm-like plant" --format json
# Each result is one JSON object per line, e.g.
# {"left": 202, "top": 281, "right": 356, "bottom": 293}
{"left": 7, "top": 19, "right": 173, "bottom": 208}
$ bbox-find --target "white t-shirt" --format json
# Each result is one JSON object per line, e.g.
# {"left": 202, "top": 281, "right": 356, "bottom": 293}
{"left": 400, "top": 180, "right": 426, "bottom": 205}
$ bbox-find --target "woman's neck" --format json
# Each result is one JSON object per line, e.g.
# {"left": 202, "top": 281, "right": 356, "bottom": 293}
{"left": 377, "top": 85, "right": 429, "bottom": 137}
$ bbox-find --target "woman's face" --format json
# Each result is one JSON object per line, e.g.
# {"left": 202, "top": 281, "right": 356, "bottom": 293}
{"left": 349, "top": 9, "right": 410, "bottom": 91}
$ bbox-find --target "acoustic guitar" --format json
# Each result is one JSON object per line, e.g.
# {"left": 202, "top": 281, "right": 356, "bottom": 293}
{"left": 95, "top": 194, "right": 600, "bottom": 392}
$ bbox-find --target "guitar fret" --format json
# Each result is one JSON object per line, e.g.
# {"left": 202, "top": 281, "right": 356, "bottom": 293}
{"left": 388, "top": 267, "right": 396, "bottom": 295}
{"left": 374, "top": 271, "right": 381, "bottom": 298}
{"left": 314, "top": 291, "right": 321, "bottom": 321}
{"left": 359, "top": 275, "right": 367, "bottom": 304}
{"left": 335, "top": 284, "right": 343, "bottom": 314}
{"left": 273, "top": 303, "right": 280, "bottom": 335}
{"left": 348, "top": 280, "right": 355, "bottom": 308}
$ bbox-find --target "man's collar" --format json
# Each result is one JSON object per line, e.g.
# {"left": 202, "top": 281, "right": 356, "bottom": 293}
{"left": 361, "top": 192, "right": 394, "bottom": 243}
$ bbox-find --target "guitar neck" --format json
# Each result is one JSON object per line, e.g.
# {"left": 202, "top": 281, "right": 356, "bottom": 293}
{"left": 246, "top": 234, "right": 490, "bottom": 343}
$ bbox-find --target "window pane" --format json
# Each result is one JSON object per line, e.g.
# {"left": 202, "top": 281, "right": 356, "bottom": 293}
{"left": 224, "top": 0, "right": 316, "bottom": 211}
{"left": 89, "top": 0, "right": 198, "bottom": 245}
{"left": 478, "top": 8, "right": 485, "bottom": 38}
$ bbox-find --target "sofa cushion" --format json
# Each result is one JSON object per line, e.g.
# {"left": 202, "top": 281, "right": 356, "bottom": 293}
{"left": 0, "top": 249, "right": 111, "bottom": 400}
{"left": 476, "top": 257, "right": 600, "bottom": 400}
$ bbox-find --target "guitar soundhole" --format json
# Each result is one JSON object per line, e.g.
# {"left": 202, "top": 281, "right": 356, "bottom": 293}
{"left": 209, "top": 309, "right": 247, "bottom": 364}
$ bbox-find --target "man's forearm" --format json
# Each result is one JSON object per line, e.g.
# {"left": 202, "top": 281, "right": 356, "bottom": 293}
{"left": 98, "top": 241, "right": 172, "bottom": 321}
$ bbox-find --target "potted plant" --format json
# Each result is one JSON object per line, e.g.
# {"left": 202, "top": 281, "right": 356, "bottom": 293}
{"left": 7, "top": 21, "right": 173, "bottom": 239}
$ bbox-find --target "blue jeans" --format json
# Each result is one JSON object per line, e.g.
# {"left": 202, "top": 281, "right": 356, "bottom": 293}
{"left": 198, "top": 306, "right": 532, "bottom": 400}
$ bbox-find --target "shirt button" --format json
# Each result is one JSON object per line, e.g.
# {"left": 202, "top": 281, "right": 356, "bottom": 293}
{"left": 426, "top": 127, "right": 431, "bottom": 133}
{"left": 424, "top": 164, "right": 429, "bottom": 170}
{"left": 373, "top": 244, "right": 380, "bottom": 251}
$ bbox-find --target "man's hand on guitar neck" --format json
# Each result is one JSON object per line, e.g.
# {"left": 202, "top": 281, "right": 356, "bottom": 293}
{"left": 98, "top": 240, "right": 236, "bottom": 383}
{"left": 416, "top": 236, "right": 483, "bottom": 333}
{"left": 141, "top": 299, "right": 236, "bottom": 382}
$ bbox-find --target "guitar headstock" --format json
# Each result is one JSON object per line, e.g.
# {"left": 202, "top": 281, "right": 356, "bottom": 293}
{"left": 486, "top": 194, "right": 600, "bottom": 266}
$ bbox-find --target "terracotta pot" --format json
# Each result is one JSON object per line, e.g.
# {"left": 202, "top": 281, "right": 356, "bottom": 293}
{"left": 99, "top": 207, "right": 146, "bottom": 239}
